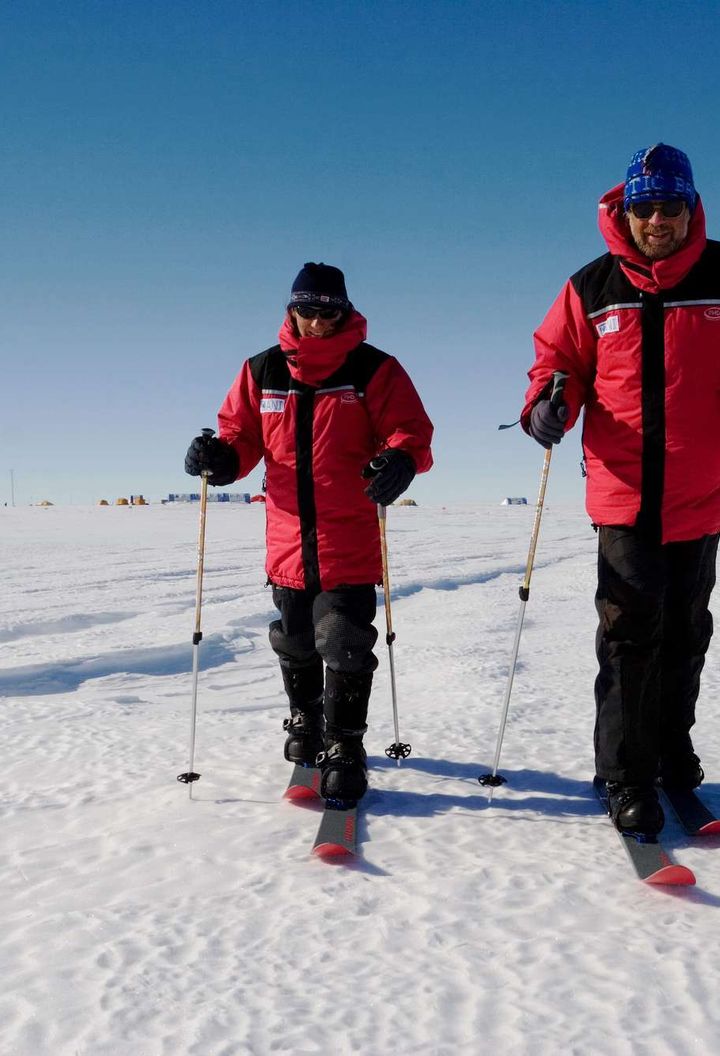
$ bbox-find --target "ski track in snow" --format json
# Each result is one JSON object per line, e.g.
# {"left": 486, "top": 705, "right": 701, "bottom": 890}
{"left": 2, "top": 502, "right": 720, "bottom": 1056}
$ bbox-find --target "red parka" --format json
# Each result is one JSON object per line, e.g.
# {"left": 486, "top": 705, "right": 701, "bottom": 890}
{"left": 218, "top": 311, "right": 433, "bottom": 590}
{"left": 523, "top": 184, "right": 720, "bottom": 543}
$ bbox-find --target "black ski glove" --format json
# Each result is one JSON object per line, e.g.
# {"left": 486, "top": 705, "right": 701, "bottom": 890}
{"left": 362, "top": 448, "right": 416, "bottom": 506}
{"left": 528, "top": 400, "right": 569, "bottom": 449}
{"left": 185, "top": 434, "right": 239, "bottom": 486}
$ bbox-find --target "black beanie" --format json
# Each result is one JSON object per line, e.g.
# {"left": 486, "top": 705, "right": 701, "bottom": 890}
{"left": 288, "top": 262, "right": 350, "bottom": 311}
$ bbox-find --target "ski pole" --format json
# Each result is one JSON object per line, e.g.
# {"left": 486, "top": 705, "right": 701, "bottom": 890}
{"left": 478, "top": 371, "right": 568, "bottom": 800}
{"left": 377, "top": 502, "right": 411, "bottom": 764}
{"left": 177, "top": 427, "right": 214, "bottom": 798}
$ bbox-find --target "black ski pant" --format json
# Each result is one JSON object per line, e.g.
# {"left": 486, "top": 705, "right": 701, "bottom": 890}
{"left": 269, "top": 584, "right": 378, "bottom": 731}
{"left": 594, "top": 526, "right": 719, "bottom": 785}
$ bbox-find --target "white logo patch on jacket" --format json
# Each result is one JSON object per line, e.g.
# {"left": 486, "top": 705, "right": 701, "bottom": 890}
{"left": 260, "top": 398, "right": 286, "bottom": 414}
{"left": 596, "top": 315, "right": 620, "bottom": 337}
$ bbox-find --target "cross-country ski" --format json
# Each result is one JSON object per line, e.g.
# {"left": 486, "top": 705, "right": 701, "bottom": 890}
{"left": 594, "top": 778, "right": 695, "bottom": 886}
{"left": 312, "top": 801, "right": 360, "bottom": 858}
{"left": 661, "top": 787, "right": 720, "bottom": 837}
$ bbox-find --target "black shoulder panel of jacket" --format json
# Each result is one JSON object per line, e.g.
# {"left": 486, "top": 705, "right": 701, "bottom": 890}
{"left": 569, "top": 252, "right": 638, "bottom": 316}
{"left": 321, "top": 342, "right": 390, "bottom": 392}
{"left": 667, "top": 239, "right": 720, "bottom": 299}
{"left": 247, "top": 345, "right": 290, "bottom": 390}
{"left": 314, "top": 342, "right": 390, "bottom": 392}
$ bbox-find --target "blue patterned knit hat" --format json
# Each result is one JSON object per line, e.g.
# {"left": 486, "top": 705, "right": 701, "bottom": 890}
{"left": 288, "top": 262, "right": 350, "bottom": 311}
{"left": 623, "top": 144, "right": 696, "bottom": 212}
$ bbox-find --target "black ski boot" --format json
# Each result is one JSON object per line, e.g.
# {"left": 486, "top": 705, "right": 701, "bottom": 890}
{"left": 606, "top": 782, "right": 665, "bottom": 836}
{"left": 659, "top": 752, "right": 704, "bottom": 791}
{"left": 317, "top": 669, "right": 373, "bottom": 802}
{"left": 317, "top": 730, "right": 368, "bottom": 803}
{"left": 283, "top": 710, "right": 325, "bottom": 764}
{"left": 281, "top": 665, "right": 325, "bottom": 765}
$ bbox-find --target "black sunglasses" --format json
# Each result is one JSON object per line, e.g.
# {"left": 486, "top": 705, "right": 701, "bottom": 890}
{"left": 294, "top": 305, "right": 343, "bottom": 320}
{"left": 628, "top": 200, "right": 686, "bottom": 220}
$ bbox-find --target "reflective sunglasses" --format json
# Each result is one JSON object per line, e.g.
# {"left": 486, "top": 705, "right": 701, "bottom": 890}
{"left": 628, "top": 200, "right": 686, "bottom": 220}
{"left": 293, "top": 305, "right": 343, "bottom": 320}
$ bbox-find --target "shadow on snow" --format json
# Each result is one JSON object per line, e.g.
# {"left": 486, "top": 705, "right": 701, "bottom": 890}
{"left": 366, "top": 758, "right": 597, "bottom": 820}
{"left": 0, "top": 634, "right": 247, "bottom": 696}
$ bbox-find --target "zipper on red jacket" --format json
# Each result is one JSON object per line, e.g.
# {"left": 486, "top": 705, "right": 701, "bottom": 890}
{"left": 636, "top": 290, "right": 665, "bottom": 544}
{"left": 294, "top": 386, "right": 321, "bottom": 592}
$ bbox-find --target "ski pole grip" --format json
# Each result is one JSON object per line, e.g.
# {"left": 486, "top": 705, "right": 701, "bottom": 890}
{"left": 200, "top": 427, "right": 215, "bottom": 479}
{"left": 550, "top": 371, "right": 569, "bottom": 411}
{"left": 362, "top": 455, "right": 388, "bottom": 480}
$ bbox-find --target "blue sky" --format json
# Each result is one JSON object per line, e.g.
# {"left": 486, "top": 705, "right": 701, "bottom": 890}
{"left": 2, "top": 0, "right": 719, "bottom": 508}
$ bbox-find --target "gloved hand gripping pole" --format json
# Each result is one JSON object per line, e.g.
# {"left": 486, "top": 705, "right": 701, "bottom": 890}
{"left": 377, "top": 502, "right": 412, "bottom": 763}
{"left": 478, "top": 372, "right": 568, "bottom": 799}
{"left": 177, "top": 427, "right": 214, "bottom": 797}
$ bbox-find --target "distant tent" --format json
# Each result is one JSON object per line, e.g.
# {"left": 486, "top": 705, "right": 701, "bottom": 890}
{"left": 397, "top": 498, "right": 418, "bottom": 507}
{"left": 98, "top": 499, "right": 109, "bottom": 506}
{"left": 251, "top": 494, "right": 266, "bottom": 503}
{"left": 116, "top": 497, "right": 129, "bottom": 506}
{"left": 38, "top": 500, "right": 54, "bottom": 506}
{"left": 132, "top": 495, "right": 148, "bottom": 505}
{"left": 501, "top": 497, "right": 528, "bottom": 505}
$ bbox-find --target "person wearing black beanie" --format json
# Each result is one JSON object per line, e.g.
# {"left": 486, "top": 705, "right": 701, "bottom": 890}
{"left": 287, "top": 262, "right": 351, "bottom": 313}
{"left": 185, "top": 263, "right": 433, "bottom": 804}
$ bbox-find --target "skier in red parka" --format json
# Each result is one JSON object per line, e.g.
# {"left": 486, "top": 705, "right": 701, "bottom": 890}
{"left": 522, "top": 144, "right": 720, "bottom": 836}
{"left": 185, "top": 263, "right": 433, "bottom": 802}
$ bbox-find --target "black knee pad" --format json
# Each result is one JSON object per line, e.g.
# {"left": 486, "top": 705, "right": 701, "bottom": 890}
{"left": 314, "top": 611, "right": 378, "bottom": 673}
{"left": 269, "top": 619, "right": 317, "bottom": 666}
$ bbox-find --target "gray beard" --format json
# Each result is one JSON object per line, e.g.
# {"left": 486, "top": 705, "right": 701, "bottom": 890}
{"left": 632, "top": 232, "right": 685, "bottom": 260}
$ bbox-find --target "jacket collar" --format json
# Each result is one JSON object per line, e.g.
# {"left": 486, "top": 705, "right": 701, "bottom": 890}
{"left": 278, "top": 310, "right": 368, "bottom": 386}
{"left": 598, "top": 182, "right": 707, "bottom": 292}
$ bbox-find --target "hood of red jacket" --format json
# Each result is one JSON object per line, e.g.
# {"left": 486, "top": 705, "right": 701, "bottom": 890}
{"left": 278, "top": 311, "right": 368, "bottom": 386}
{"left": 598, "top": 182, "right": 707, "bottom": 292}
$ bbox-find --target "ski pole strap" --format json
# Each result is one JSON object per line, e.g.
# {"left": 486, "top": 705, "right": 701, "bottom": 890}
{"left": 549, "top": 370, "right": 569, "bottom": 410}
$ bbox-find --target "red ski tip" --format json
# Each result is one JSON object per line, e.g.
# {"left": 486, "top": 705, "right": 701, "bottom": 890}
{"left": 697, "top": 820, "right": 720, "bottom": 835}
{"left": 284, "top": 785, "right": 320, "bottom": 801}
{"left": 645, "top": 864, "right": 696, "bottom": 886}
{"left": 312, "top": 842, "right": 355, "bottom": 859}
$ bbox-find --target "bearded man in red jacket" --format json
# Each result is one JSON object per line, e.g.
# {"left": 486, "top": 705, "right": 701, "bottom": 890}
{"left": 522, "top": 144, "right": 720, "bottom": 837}
{"left": 186, "top": 263, "right": 433, "bottom": 802}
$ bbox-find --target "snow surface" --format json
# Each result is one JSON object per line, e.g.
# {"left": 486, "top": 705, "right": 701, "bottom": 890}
{"left": 3, "top": 501, "right": 720, "bottom": 1056}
